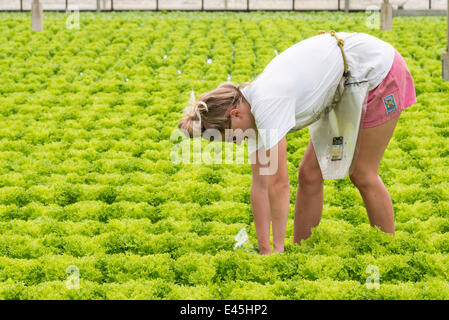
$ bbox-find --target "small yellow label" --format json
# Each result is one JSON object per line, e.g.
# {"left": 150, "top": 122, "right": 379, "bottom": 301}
{"left": 331, "top": 145, "right": 343, "bottom": 161}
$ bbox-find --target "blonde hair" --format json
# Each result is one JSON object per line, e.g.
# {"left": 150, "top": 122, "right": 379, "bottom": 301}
{"left": 178, "top": 81, "right": 252, "bottom": 139}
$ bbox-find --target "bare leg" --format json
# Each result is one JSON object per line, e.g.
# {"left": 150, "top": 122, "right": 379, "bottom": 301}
{"left": 349, "top": 113, "right": 401, "bottom": 234}
{"left": 293, "top": 139, "right": 324, "bottom": 244}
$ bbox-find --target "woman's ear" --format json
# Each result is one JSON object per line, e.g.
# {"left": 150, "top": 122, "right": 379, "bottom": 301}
{"left": 229, "top": 108, "right": 240, "bottom": 119}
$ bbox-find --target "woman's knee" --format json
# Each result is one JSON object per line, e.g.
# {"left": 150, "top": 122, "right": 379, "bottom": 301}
{"left": 349, "top": 169, "right": 379, "bottom": 190}
{"left": 298, "top": 162, "right": 323, "bottom": 187}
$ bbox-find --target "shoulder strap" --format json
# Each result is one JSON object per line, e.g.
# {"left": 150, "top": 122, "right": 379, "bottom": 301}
{"left": 318, "top": 30, "right": 351, "bottom": 82}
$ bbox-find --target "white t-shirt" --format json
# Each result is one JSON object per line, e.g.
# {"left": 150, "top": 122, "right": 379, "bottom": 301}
{"left": 242, "top": 32, "right": 395, "bottom": 155}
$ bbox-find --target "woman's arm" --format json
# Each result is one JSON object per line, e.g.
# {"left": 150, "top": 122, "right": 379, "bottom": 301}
{"left": 267, "top": 137, "right": 290, "bottom": 253}
{"left": 250, "top": 136, "right": 290, "bottom": 254}
{"left": 251, "top": 153, "right": 272, "bottom": 255}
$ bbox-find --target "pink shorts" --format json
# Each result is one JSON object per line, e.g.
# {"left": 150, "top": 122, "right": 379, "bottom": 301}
{"left": 361, "top": 48, "right": 417, "bottom": 128}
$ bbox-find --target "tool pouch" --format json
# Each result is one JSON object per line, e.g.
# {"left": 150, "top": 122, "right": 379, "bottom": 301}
{"left": 308, "top": 80, "right": 369, "bottom": 180}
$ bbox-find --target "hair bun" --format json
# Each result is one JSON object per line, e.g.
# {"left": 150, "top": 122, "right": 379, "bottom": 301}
{"left": 179, "top": 100, "right": 209, "bottom": 138}
{"left": 178, "top": 114, "right": 196, "bottom": 138}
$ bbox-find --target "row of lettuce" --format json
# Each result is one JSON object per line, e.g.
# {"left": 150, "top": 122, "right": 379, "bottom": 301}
{"left": 0, "top": 11, "right": 448, "bottom": 299}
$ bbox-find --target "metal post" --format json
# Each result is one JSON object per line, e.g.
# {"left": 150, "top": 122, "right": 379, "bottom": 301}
{"left": 111, "top": 0, "right": 114, "bottom": 11}
{"left": 202, "top": 0, "right": 204, "bottom": 11}
{"left": 345, "top": 0, "right": 349, "bottom": 13}
{"left": 442, "top": 0, "right": 449, "bottom": 80}
{"left": 65, "top": 0, "right": 68, "bottom": 12}
{"left": 293, "top": 0, "right": 294, "bottom": 11}
{"left": 20, "top": 0, "right": 23, "bottom": 11}
{"left": 247, "top": 0, "right": 249, "bottom": 12}
{"left": 156, "top": 0, "right": 158, "bottom": 11}
{"left": 338, "top": 0, "right": 341, "bottom": 11}
{"left": 381, "top": 0, "right": 393, "bottom": 31}
{"left": 31, "top": 0, "right": 43, "bottom": 32}
{"left": 96, "top": 0, "right": 100, "bottom": 12}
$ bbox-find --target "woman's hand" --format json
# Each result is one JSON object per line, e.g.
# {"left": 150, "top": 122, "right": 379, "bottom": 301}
{"left": 250, "top": 136, "right": 290, "bottom": 254}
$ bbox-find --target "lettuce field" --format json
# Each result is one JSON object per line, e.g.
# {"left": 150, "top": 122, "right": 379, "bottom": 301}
{"left": 0, "top": 11, "right": 448, "bottom": 299}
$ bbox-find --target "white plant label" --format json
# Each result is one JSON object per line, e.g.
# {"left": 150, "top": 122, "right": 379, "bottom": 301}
{"left": 234, "top": 228, "right": 249, "bottom": 249}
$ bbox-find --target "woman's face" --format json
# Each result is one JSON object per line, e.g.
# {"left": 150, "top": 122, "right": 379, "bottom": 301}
{"left": 228, "top": 99, "right": 257, "bottom": 145}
